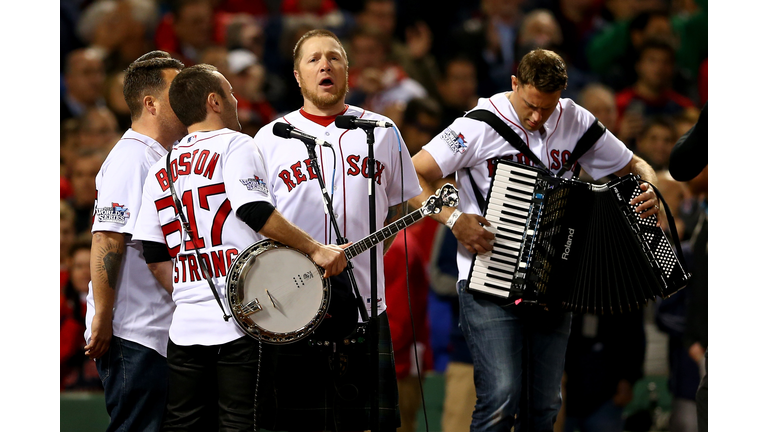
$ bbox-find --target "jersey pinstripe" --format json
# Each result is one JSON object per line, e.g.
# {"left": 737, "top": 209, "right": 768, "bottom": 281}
{"left": 254, "top": 106, "right": 422, "bottom": 318}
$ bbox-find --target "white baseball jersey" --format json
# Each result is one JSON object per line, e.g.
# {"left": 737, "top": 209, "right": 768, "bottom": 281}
{"left": 254, "top": 105, "right": 422, "bottom": 318}
{"left": 422, "top": 92, "right": 633, "bottom": 282}
{"left": 85, "top": 129, "right": 175, "bottom": 357}
{"left": 132, "top": 129, "right": 272, "bottom": 346}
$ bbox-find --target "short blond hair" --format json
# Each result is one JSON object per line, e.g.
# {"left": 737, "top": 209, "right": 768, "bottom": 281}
{"left": 292, "top": 29, "right": 348, "bottom": 71}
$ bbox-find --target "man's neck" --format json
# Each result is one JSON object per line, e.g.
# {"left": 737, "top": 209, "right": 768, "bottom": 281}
{"left": 301, "top": 100, "right": 347, "bottom": 117}
{"left": 188, "top": 118, "right": 227, "bottom": 135}
{"left": 131, "top": 119, "right": 176, "bottom": 150}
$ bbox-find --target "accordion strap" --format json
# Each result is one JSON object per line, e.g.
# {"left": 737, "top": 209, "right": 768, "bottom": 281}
{"left": 463, "top": 109, "right": 545, "bottom": 213}
{"left": 464, "top": 109, "right": 548, "bottom": 169}
{"left": 647, "top": 181, "right": 689, "bottom": 273}
{"left": 165, "top": 151, "right": 232, "bottom": 322}
{"left": 557, "top": 119, "right": 606, "bottom": 177}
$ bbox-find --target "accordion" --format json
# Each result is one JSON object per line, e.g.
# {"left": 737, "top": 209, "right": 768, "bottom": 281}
{"left": 466, "top": 159, "right": 690, "bottom": 314}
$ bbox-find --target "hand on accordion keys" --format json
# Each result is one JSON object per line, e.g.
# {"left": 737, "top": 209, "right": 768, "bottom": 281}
{"left": 448, "top": 211, "right": 496, "bottom": 255}
{"left": 629, "top": 182, "right": 662, "bottom": 227}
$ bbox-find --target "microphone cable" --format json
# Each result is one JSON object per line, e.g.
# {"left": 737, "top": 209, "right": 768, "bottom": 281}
{"left": 393, "top": 125, "right": 430, "bottom": 432}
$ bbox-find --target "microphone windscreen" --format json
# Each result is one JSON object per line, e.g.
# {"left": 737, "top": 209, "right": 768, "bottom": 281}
{"left": 273, "top": 122, "right": 292, "bottom": 139}
{"left": 334, "top": 115, "right": 357, "bottom": 130}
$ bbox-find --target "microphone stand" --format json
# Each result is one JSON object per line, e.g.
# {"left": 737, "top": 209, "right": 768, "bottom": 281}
{"left": 363, "top": 127, "right": 379, "bottom": 432}
{"left": 300, "top": 141, "right": 370, "bottom": 325}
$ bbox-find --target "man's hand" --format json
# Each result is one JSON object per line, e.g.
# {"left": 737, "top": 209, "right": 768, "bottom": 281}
{"left": 613, "top": 379, "right": 634, "bottom": 407}
{"left": 689, "top": 342, "right": 705, "bottom": 363}
{"left": 629, "top": 182, "right": 661, "bottom": 225}
{"left": 311, "top": 243, "right": 349, "bottom": 278}
{"left": 405, "top": 21, "right": 433, "bottom": 59}
{"left": 451, "top": 213, "right": 495, "bottom": 254}
{"left": 84, "top": 313, "right": 112, "bottom": 360}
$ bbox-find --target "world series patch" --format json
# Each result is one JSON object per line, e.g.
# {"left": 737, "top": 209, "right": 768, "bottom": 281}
{"left": 95, "top": 203, "right": 130, "bottom": 224}
{"left": 440, "top": 128, "right": 468, "bottom": 154}
{"left": 240, "top": 175, "right": 269, "bottom": 195}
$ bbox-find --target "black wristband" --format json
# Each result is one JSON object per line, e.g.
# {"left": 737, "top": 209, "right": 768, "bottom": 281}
{"left": 143, "top": 240, "right": 172, "bottom": 263}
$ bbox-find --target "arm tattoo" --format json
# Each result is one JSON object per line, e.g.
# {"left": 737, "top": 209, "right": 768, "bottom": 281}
{"left": 385, "top": 204, "right": 405, "bottom": 225}
{"left": 96, "top": 243, "right": 124, "bottom": 290}
{"left": 383, "top": 204, "right": 406, "bottom": 253}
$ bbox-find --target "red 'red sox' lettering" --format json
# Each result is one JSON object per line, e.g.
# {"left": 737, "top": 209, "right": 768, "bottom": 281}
{"left": 549, "top": 150, "right": 573, "bottom": 172}
{"left": 346, "top": 155, "right": 385, "bottom": 184}
{"left": 277, "top": 155, "right": 385, "bottom": 192}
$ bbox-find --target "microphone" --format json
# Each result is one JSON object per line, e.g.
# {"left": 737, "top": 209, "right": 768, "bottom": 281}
{"left": 273, "top": 122, "right": 332, "bottom": 147}
{"left": 334, "top": 115, "right": 393, "bottom": 130}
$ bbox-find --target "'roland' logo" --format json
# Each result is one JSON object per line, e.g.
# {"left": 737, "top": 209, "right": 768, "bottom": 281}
{"left": 561, "top": 228, "right": 575, "bottom": 260}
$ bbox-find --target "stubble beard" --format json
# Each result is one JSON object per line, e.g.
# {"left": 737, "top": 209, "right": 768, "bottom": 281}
{"left": 299, "top": 75, "right": 349, "bottom": 110}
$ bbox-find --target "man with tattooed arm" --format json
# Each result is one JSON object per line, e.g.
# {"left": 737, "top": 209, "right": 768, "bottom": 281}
{"left": 84, "top": 51, "right": 187, "bottom": 432}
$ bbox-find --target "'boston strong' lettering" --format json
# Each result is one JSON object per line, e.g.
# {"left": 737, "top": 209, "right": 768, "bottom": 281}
{"left": 155, "top": 149, "right": 221, "bottom": 191}
{"left": 174, "top": 248, "right": 239, "bottom": 283}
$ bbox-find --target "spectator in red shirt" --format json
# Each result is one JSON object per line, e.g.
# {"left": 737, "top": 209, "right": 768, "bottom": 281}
{"left": 61, "top": 236, "right": 101, "bottom": 391}
{"left": 615, "top": 37, "right": 697, "bottom": 148}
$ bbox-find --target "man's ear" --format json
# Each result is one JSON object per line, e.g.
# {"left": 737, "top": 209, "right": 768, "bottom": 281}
{"left": 208, "top": 92, "right": 222, "bottom": 113}
{"left": 511, "top": 75, "right": 518, "bottom": 92}
{"left": 144, "top": 95, "right": 157, "bottom": 116}
{"left": 294, "top": 70, "right": 301, "bottom": 88}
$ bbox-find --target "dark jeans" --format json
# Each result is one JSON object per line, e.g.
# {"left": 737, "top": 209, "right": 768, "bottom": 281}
{"left": 697, "top": 349, "right": 708, "bottom": 432}
{"left": 564, "top": 399, "right": 625, "bottom": 432}
{"left": 96, "top": 336, "right": 168, "bottom": 432}
{"left": 163, "top": 336, "right": 260, "bottom": 432}
{"left": 458, "top": 281, "right": 571, "bottom": 432}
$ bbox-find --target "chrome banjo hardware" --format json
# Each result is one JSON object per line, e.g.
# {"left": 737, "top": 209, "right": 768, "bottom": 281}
{"left": 226, "top": 184, "right": 460, "bottom": 345}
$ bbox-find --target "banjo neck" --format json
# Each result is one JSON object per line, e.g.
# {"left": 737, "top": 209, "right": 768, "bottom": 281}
{"left": 343, "top": 208, "right": 428, "bottom": 261}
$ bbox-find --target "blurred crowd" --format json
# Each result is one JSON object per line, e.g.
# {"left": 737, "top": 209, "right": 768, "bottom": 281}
{"left": 60, "top": 0, "right": 707, "bottom": 430}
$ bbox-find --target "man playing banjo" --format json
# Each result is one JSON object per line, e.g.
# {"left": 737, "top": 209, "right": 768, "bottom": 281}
{"left": 251, "top": 29, "right": 423, "bottom": 431}
{"left": 132, "top": 63, "right": 347, "bottom": 431}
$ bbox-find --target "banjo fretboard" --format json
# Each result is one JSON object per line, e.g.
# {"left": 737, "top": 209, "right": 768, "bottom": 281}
{"left": 344, "top": 209, "right": 426, "bottom": 260}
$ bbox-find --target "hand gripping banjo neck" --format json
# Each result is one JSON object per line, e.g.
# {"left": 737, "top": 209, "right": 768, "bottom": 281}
{"left": 344, "top": 184, "right": 459, "bottom": 260}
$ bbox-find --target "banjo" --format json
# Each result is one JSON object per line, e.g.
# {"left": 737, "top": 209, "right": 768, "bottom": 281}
{"left": 225, "top": 184, "right": 459, "bottom": 344}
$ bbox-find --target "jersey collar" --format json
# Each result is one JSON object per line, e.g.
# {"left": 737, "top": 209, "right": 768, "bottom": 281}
{"left": 299, "top": 105, "right": 349, "bottom": 127}
{"left": 123, "top": 128, "right": 169, "bottom": 156}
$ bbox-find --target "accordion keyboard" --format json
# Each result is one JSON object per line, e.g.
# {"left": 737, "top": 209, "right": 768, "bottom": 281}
{"left": 467, "top": 162, "right": 548, "bottom": 302}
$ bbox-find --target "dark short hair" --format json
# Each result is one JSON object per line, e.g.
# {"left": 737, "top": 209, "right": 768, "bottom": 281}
{"left": 636, "top": 36, "right": 676, "bottom": 63}
{"left": 169, "top": 64, "right": 225, "bottom": 127}
{"left": 629, "top": 9, "right": 670, "bottom": 34}
{"left": 292, "top": 29, "right": 348, "bottom": 71}
{"left": 170, "top": 0, "right": 209, "bottom": 15}
{"left": 437, "top": 54, "right": 476, "bottom": 81}
{"left": 135, "top": 50, "right": 175, "bottom": 62}
{"left": 516, "top": 49, "right": 568, "bottom": 93}
{"left": 68, "top": 235, "right": 93, "bottom": 258}
{"left": 638, "top": 115, "right": 676, "bottom": 140}
{"left": 123, "top": 53, "right": 185, "bottom": 121}
{"left": 403, "top": 97, "right": 442, "bottom": 125}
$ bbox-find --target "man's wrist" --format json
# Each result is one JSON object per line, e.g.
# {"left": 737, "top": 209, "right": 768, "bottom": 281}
{"left": 445, "top": 209, "right": 463, "bottom": 230}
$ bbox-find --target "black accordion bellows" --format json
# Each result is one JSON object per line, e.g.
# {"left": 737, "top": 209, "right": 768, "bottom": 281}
{"left": 466, "top": 159, "right": 689, "bottom": 314}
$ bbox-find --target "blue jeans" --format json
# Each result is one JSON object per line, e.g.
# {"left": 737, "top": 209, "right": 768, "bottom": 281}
{"left": 564, "top": 399, "right": 625, "bottom": 432}
{"left": 458, "top": 280, "right": 571, "bottom": 432}
{"left": 96, "top": 336, "right": 169, "bottom": 432}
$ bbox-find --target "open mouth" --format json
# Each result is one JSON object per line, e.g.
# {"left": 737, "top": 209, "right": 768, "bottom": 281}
{"left": 319, "top": 77, "right": 334, "bottom": 88}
